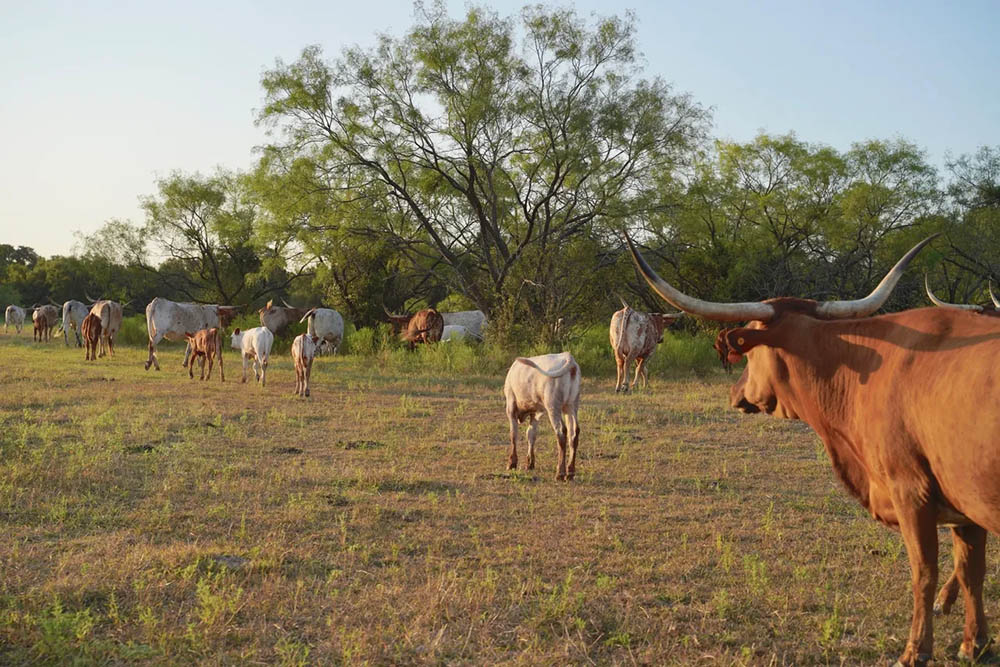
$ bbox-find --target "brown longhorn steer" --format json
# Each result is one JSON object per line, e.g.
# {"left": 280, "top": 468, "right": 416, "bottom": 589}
{"left": 386, "top": 308, "right": 444, "bottom": 350}
{"left": 609, "top": 301, "right": 682, "bottom": 392}
{"left": 183, "top": 328, "right": 224, "bottom": 382}
{"left": 628, "top": 233, "right": 1000, "bottom": 666}
{"left": 81, "top": 312, "right": 102, "bottom": 361}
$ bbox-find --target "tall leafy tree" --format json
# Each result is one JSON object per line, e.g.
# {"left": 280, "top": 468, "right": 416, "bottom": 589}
{"left": 256, "top": 3, "right": 708, "bottom": 330}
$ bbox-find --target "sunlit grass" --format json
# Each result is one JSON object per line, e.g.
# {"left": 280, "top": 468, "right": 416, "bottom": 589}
{"left": 0, "top": 333, "right": 990, "bottom": 664}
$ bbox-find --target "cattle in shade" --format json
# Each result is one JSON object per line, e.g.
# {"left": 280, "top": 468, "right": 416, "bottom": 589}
{"left": 184, "top": 328, "right": 224, "bottom": 382}
{"left": 60, "top": 300, "right": 91, "bottom": 347}
{"left": 441, "top": 310, "right": 487, "bottom": 338}
{"left": 609, "top": 302, "right": 682, "bottom": 392}
{"left": 628, "top": 232, "right": 1000, "bottom": 665}
{"left": 230, "top": 327, "right": 274, "bottom": 386}
{"left": 386, "top": 308, "right": 444, "bottom": 350}
{"left": 32, "top": 304, "right": 59, "bottom": 342}
{"left": 259, "top": 299, "right": 311, "bottom": 335}
{"left": 5, "top": 305, "right": 27, "bottom": 334}
{"left": 298, "top": 307, "right": 344, "bottom": 355}
{"left": 81, "top": 312, "right": 102, "bottom": 361}
{"left": 291, "top": 333, "right": 319, "bottom": 397}
{"left": 89, "top": 300, "right": 124, "bottom": 357}
{"left": 145, "top": 298, "right": 240, "bottom": 371}
{"left": 503, "top": 352, "right": 581, "bottom": 481}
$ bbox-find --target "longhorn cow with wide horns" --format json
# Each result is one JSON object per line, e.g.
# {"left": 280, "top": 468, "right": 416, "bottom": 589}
{"left": 627, "top": 233, "right": 1000, "bottom": 666}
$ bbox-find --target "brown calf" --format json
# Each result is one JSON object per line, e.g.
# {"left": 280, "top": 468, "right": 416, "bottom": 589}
{"left": 184, "top": 328, "right": 224, "bottom": 382}
{"left": 81, "top": 313, "right": 102, "bottom": 361}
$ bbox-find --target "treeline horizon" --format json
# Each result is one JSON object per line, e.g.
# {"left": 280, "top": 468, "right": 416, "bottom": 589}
{"left": 2, "top": 4, "right": 998, "bottom": 343}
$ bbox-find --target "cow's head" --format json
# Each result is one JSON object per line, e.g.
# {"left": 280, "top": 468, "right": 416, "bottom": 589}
{"left": 230, "top": 328, "right": 244, "bottom": 350}
{"left": 625, "top": 234, "right": 937, "bottom": 420}
{"left": 384, "top": 306, "right": 413, "bottom": 335}
{"left": 649, "top": 312, "right": 683, "bottom": 342}
{"left": 217, "top": 306, "right": 239, "bottom": 329}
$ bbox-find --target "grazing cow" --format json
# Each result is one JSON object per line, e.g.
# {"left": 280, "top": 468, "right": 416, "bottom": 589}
{"left": 627, "top": 233, "right": 1000, "bottom": 665}
{"left": 503, "top": 352, "right": 582, "bottom": 481}
{"left": 298, "top": 307, "right": 344, "bottom": 355}
{"left": 184, "top": 328, "right": 224, "bottom": 382}
{"left": 5, "top": 305, "right": 27, "bottom": 334}
{"left": 81, "top": 312, "right": 102, "bottom": 361}
{"left": 441, "top": 324, "right": 481, "bottom": 342}
{"left": 386, "top": 308, "right": 445, "bottom": 350}
{"left": 441, "top": 310, "right": 487, "bottom": 338}
{"left": 291, "top": 333, "right": 319, "bottom": 397}
{"left": 144, "top": 298, "right": 239, "bottom": 371}
{"left": 60, "top": 300, "right": 91, "bottom": 346}
{"left": 89, "top": 300, "right": 124, "bottom": 357}
{"left": 32, "top": 304, "right": 59, "bottom": 342}
{"left": 924, "top": 275, "right": 1000, "bottom": 316}
{"left": 230, "top": 327, "right": 274, "bottom": 386}
{"left": 609, "top": 301, "right": 682, "bottom": 392}
{"left": 259, "top": 299, "right": 311, "bottom": 335}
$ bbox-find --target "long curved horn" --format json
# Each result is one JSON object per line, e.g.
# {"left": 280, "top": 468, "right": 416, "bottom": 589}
{"left": 85, "top": 292, "right": 98, "bottom": 303}
{"left": 625, "top": 234, "right": 776, "bottom": 322}
{"left": 815, "top": 235, "right": 939, "bottom": 318}
{"left": 298, "top": 307, "right": 317, "bottom": 324}
{"left": 990, "top": 280, "right": 1000, "bottom": 309}
{"left": 281, "top": 298, "right": 294, "bottom": 308}
{"left": 924, "top": 274, "right": 982, "bottom": 312}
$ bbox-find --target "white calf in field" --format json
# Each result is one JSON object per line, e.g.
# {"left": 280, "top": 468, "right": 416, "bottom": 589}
{"left": 230, "top": 327, "right": 274, "bottom": 386}
{"left": 5, "top": 305, "right": 26, "bottom": 334}
{"left": 299, "top": 307, "right": 344, "bottom": 355}
{"left": 291, "top": 333, "right": 319, "bottom": 397}
{"left": 503, "top": 352, "right": 581, "bottom": 481}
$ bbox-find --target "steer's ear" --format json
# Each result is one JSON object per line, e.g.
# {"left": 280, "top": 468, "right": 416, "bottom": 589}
{"left": 722, "top": 327, "right": 773, "bottom": 363}
{"left": 233, "top": 328, "right": 241, "bottom": 335}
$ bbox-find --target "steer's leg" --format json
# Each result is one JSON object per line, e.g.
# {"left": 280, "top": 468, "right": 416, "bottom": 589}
{"left": 633, "top": 356, "right": 649, "bottom": 390}
{"left": 546, "top": 406, "right": 567, "bottom": 481}
{"left": 563, "top": 408, "right": 580, "bottom": 481}
{"left": 950, "top": 524, "right": 991, "bottom": 661}
{"left": 506, "top": 405, "right": 519, "bottom": 471}
{"left": 241, "top": 354, "right": 248, "bottom": 383}
{"left": 935, "top": 569, "right": 959, "bottom": 615}
{"left": 525, "top": 414, "right": 538, "bottom": 471}
{"left": 614, "top": 352, "right": 624, "bottom": 393}
{"left": 145, "top": 338, "right": 158, "bottom": 371}
{"left": 622, "top": 353, "right": 636, "bottom": 393}
{"left": 261, "top": 355, "right": 268, "bottom": 387}
{"left": 891, "top": 490, "right": 939, "bottom": 667}
{"left": 304, "top": 358, "right": 311, "bottom": 397}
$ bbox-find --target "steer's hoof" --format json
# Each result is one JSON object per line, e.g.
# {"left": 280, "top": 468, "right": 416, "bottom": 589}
{"left": 144, "top": 362, "right": 151, "bottom": 371}
{"left": 958, "top": 639, "right": 994, "bottom": 663}
{"left": 891, "top": 652, "right": 932, "bottom": 667}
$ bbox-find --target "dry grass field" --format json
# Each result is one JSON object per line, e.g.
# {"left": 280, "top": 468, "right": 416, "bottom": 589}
{"left": 1, "top": 334, "right": 997, "bottom": 665}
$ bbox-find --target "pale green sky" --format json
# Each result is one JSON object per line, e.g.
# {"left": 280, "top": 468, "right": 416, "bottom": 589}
{"left": 1, "top": 0, "right": 997, "bottom": 257}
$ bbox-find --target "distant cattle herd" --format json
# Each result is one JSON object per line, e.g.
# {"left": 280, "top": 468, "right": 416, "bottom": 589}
{"left": 5, "top": 236, "right": 1000, "bottom": 663}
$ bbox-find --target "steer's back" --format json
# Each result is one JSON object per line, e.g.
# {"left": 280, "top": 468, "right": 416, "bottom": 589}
{"left": 504, "top": 352, "right": 581, "bottom": 415}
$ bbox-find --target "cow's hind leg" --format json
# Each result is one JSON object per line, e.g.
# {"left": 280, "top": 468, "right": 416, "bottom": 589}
{"left": 546, "top": 408, "right": 567, "bottom": 480}
{"left": 304, "top": 359, "right": 312, "bottom": 397}
{"left": 525, "top": 415, "right": 538, "bottom": 471}
{"left": 563, "top": 409, "right": 580, "bottom": 481}
{"left": 632, "top": 357, "right": 649, "bottom": 390}
{"left": 948, "top": 525, "right": 991, "bottom": 661}
{"left": 614, "top": 353, "right": 625, "bottom": 393}
{"left": 622, "top": 353, "right": 636, "bottom": 393}
{"left": 145, "top": 338, "right": 160, "bottom": 371}
{"left": 506, "top": 408, "right": 519, "bottom": 471}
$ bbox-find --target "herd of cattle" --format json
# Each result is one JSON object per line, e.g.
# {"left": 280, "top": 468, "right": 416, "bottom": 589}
{"left": 4, "top": 234, "right": 1000, "bottom": 664}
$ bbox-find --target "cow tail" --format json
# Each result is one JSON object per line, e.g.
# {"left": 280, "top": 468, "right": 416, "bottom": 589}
{"left": 515, "top": 357, "right": 573, "bottom": 378}
{"left": 615, "top": 306, "right": 631, "bottom": 352}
